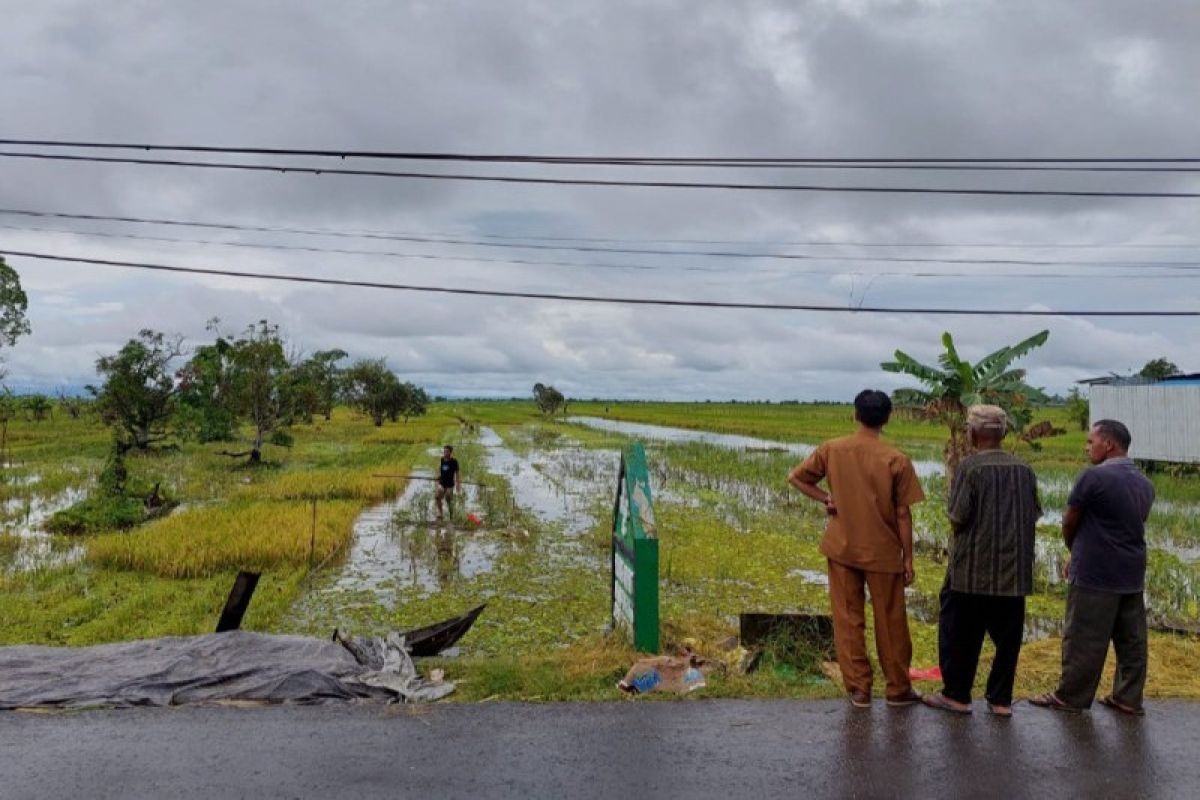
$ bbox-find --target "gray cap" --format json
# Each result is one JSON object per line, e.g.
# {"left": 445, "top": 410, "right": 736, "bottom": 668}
{"left": 967, "top": 404, "right": 1008, "bottom": 434}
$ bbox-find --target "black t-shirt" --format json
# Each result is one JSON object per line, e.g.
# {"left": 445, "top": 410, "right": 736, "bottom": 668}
{"left": 1067, "top": 457, "right": 1155, "bottom": 594}
{"left": 438, "top": 457, "right": 460, "bottom": 488}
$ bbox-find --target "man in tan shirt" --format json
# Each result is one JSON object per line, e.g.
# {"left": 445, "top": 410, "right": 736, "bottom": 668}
{"left": 788, "top": 389, "right": 926, "bottom": 708}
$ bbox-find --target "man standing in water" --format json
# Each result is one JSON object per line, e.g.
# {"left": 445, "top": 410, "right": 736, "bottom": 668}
{"left": 789, "top": 389, "right": 926, "bottom": 708}
{"left": 922, "top": 405, "right": 1040, "bottom": 717}
{"left": 1031, "top": 419, "right": 1154, "bottom": 715}
{"left": 435, "top": 445, "right": 461, "bottom": 522}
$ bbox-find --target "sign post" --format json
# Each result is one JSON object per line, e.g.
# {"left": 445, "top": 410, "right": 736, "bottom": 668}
{"left": 611, "top": 442, "right": 659, "bottom": 653}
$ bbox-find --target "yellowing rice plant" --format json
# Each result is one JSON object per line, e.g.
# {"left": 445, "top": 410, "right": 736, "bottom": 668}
{"left": 243, "top": 469, "right": 405, "bottom": 501}
{"left": 87, "top": 499, "right": 364, "bottom": 578}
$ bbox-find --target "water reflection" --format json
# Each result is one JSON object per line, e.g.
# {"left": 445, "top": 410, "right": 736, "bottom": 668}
{"left": 0, "top": 484, "right": 88, "bottom": 573}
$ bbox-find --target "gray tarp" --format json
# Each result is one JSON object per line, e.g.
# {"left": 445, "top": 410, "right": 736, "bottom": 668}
{"left": 0, "top": 630, "right": 454, "bottom": 709}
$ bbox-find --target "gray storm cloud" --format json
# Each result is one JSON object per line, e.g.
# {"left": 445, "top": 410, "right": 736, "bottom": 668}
{"left": 1, "top": 0, "right": 1197, "bottom": 398}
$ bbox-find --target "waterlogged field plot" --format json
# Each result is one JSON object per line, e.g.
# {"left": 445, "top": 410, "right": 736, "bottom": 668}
{"left": 2, "top": 401, "right": 1199, "bottom": 702}
{"left": 284, "top": 427, "right": 620, "bottom": 661}
{"left": 558, "top": 402, "right": 1200, "bottom": 695}
{"left": 0, "top": 410, "right": 458, "bottom": 646}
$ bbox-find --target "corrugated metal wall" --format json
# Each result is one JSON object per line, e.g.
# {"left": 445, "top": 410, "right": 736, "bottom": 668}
{"left": 1090, "top": 385, "right": 1200, "bottom": 463}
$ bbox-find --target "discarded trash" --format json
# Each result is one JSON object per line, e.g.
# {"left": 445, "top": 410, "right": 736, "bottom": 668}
{"left": 466, "top": 512, "right": 483, "bottom": 527}
{"left": 334, "top": 631, "right": 455, "bottom": 703}
{"left": 618, "top": 653, "right": 713, "bottom": 695}
{"left": 909, "top": 665, "right": 943, "bottom": 682}
{"left": 820, "top": 661, "right": 843, "bottom": 684}
{"left": 675, "top": 635, "right": 755, "bottom": 675}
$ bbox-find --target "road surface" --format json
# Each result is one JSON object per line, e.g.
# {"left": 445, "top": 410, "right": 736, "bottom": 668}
{"left": 2, "top": 699, "right": 1196, "bottom": 798}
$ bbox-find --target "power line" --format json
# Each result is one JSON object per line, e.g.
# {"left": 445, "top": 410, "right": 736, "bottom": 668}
{"left": 4, "top": 151, "right": 1200, "bottom": 198}
{"left": 5, "top": 222, "right": 1200, "bottom": 280}
{"left": 3, "top": 209, "right": 1199, "bottom": 271}
{"left": 439, "top": 230, "right": 1200, "bottom": 250}
{"left": 2, "top": 205, "right": 1197, "bottom": 252}
{"left": 4, "top": 140, "right": 1200, "bottom": 169}
{"left": 2, "top": 249, "right": 1196, "bottom": 316}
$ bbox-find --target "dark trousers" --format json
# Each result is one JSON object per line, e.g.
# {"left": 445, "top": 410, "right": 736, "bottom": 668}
{"left": 1056, "top": 584, "right": 1148, "bottom": 709}
{"left": 938, "top": 588, "right": 1025, "bottom": 706}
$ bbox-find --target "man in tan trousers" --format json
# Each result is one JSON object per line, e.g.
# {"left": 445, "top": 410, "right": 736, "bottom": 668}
{"left": 789, "top": 389, "right": 926, "bottom": 708}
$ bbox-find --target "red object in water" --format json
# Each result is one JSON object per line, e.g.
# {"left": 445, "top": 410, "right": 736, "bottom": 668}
{"left": 466, "top": 512, "right": 483, "bottom": 527}
{"left": 909, "top": 666, "right": 942, "bottom": 682}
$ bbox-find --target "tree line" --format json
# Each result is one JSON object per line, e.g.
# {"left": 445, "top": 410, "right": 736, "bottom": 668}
{"left": 88, "top": 320, "right": 428, "bottom": 463}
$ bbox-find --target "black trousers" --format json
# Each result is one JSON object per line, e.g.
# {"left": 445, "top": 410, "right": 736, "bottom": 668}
{"left": 938, "top": 588, "right": 1026, "bottom": 706}
{"left": 1055, "top": 584, "right": 1147, "bottom": 710}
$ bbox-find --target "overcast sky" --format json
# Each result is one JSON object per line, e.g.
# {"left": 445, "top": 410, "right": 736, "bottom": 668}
{"left": 1, "top": 0, "right": 1197, "bottom": 400}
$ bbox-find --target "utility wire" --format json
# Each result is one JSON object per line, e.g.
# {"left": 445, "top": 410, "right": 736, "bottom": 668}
{"left": 2, "top": 210, "right": 1199, "bottom": 271}
{"left": 4, "top": 139, "right": 1200, "bottom": 169}
{"left": 2, "top": 249, "right": 1196, "bottom": 317}
{"left": 4, "top": 223, "right": 1200, "bottom": 279}
{"left": 2, "top": 206, "right": 1197, "bottom": 252}
{"left": 433, "top": 230, "right": 1200, "bottom": 250}
{"left": 4, "top": 151, "right": 1200, "bottom": 198}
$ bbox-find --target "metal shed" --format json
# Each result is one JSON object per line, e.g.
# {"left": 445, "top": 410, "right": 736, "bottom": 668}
{"left": 1086, "top": 376, "right": 1200, "bottom": 464}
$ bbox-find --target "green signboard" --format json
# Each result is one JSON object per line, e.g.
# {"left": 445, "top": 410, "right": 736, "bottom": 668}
{"left": 611, "top": 443, "right": 659, "bottom": 653}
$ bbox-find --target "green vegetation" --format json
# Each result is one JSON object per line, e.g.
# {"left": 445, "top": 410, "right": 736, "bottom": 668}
{"left": 882, "top": 329, "right": 1049, "bottom": 481}
{"left": 2, "top": 398, "right": 1198, "bottom": 704}
{"left": 0, "top": 407, "right": 454, "bottom": 645}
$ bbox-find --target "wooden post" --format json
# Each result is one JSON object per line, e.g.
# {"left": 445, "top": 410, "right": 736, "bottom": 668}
{"left": 309, "top": 498, "right": 318, "bottom": 565}
{"left": 216, "top": 571, "right": 261, "bottom": 632}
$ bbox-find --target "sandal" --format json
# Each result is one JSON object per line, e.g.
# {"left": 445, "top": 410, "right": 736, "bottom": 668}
{"left": 1027, "top": 693, "right": 1082, "bottom": 713}
{"left": 986, "top": 702, "right": 1013, "bottom": 718}
{"left": 1098, "top": 695, "right": 1145, "bottom": 717}
{"left": 922, "top": 692, "right": 972, "bottom": 715}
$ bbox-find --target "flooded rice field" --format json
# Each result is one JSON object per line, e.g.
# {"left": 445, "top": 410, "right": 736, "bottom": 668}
{"left": 0, "top": 477, "right": 88, "bottom": 573}
{"left": 284, "top": 427, "right": 619, "bottom": 649}
{"left": 284, "top": 416, "right": 1200, "bottom": 650}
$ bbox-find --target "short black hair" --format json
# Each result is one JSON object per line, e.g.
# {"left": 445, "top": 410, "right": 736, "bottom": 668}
{"left": 443, "top": 444, "right": 454, "bottom": 452}
{"left": 1093, "top": 419, "right": 1131, "bottom": 451}
{"left": 854, "top": 389, "right": 893, "bottom": 429}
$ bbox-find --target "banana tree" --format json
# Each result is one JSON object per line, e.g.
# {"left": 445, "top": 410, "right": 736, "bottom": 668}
{"left": 881, "top": 330, "right": 1049, "bottom": 484}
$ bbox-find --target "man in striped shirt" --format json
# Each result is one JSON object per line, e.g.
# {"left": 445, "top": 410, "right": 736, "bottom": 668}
{"left": 923, "top": 405, "right": 1041, "bottom": 716}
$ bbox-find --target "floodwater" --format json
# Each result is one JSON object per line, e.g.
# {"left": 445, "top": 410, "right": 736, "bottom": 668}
{"left": 297, "top": 474, "right": 498, "bottom": 610}
{"left": 289, "top": 419, "right": 1200, "bottom": 647}
{"left": 0, "top": 483, "right": 88, "bottom": 573}
{"left": 288, "top": 427, "right": 614, "bottom": 637}
{"left": 568, "top": 416, "right": 816, "bottom": 455}
{"left": 567, "top": 416, "right": 945, "bottom": 477}
{"left": 479, "top": 427, "right": 615, "bottom": 536}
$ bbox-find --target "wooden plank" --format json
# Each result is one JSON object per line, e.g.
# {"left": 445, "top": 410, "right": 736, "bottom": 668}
{"left": 215, "top": 571, "right": 261, "bottom": 633}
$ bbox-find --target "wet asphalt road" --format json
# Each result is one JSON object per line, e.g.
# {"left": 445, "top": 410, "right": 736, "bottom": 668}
{"left": 2, "top": 699, "right": 1197, "bottom": 799}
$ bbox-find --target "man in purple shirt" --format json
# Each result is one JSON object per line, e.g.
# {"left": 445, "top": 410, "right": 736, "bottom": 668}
{"left": 1031, "top": 419, "right": 1155, "bottom": 715}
